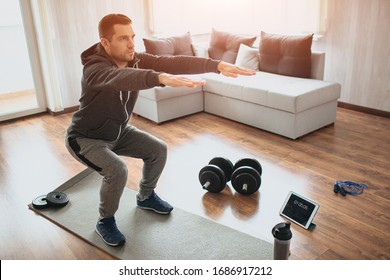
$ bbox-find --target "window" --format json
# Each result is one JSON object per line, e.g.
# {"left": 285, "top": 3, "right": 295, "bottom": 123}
{"left": 0, "top": 0, "right": 46, "bottom": 120}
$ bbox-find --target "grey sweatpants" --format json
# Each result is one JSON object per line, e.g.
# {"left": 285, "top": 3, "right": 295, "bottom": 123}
{"left": 65, "top": 125, "right": 167, "bottom": 219}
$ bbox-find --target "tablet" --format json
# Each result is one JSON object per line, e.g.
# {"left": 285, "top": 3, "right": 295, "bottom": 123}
{"left": 279, "top": 191, "right": 320, "bottom": 229}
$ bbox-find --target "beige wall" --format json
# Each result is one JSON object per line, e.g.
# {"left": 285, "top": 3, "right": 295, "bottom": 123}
{"left": 41, "top": 0, "right": 389, "bottom": 112}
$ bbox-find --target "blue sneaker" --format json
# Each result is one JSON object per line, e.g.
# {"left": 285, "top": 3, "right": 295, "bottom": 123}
{"left": 95, "top": 217, "right": 126, "bottom": 246}
{"left": 137, "top": 191, "right": 173, "bottom": 214}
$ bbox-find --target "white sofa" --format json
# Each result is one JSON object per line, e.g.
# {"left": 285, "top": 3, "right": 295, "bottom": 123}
{"left": 133, "top": 51, "right": 341, "bottom": 139}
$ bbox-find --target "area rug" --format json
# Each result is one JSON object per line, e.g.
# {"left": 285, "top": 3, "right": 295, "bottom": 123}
{"left": 28, "top": 168, "right": 273, "bottom": 260}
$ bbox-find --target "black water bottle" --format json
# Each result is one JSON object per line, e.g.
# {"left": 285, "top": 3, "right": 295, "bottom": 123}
{"left": 272, "top": 221, "right": 292, "bottom": 260}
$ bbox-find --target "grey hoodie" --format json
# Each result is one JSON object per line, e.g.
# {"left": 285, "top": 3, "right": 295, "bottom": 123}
{"left": 67, "top": 43, "right": 221, "bottom": 141}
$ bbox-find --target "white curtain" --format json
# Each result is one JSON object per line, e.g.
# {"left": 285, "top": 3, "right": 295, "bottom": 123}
{"left": 30, "top": 0, "right": 64, "bottom": 112}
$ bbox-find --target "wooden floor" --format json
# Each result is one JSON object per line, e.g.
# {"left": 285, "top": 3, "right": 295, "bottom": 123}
{"left": 0, "top": 108, "right": 389, "bottom": 260}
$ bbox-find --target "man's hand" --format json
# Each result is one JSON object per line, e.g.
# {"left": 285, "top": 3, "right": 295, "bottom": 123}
{"left": 217, "top": 61, "right": 256, "bottom": 78}
{"left": 158, "top": 73, "right": 206, "bottom": 88}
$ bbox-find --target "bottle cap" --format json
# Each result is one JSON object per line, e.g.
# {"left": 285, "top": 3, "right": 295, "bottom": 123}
{"left": 272, "top": 221, "right": 292, "bottom": 240}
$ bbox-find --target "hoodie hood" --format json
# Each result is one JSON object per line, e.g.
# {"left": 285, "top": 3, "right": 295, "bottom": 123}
{"left": 81, "top": 43, "right": 139, "bottom": 68}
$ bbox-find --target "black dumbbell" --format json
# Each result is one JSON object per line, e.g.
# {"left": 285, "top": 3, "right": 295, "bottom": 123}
{"left": 231, "top": 158, "right": 262, "bottom": 195}
{"left": 199, "top": 157, "right": 234, "bottom": 193}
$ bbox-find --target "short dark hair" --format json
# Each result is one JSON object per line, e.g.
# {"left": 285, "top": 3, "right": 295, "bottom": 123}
{"left": 98, "top": 14, "right": 132, "bottom": 40}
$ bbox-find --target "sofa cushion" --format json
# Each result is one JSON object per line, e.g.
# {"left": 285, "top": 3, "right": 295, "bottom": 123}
{"left": 258, "top": 31, "right": 313, "bottom": 78}
{"left": 235, "top": 44, "right": 259, "bottom": 71}
{"left": 143, "top": 32, "right": 194, "bottom": 56}
{"left": 202, "top": 72, "right": 341, "bottom": 113}
{"left": 191, "top": 42, "right": 209, "bottom": 58}
{"left": 208, "top": 29, "right": 256, "bottom": 63}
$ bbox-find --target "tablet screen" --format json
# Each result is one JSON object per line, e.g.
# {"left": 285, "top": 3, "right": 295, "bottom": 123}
{"left": 280, "top": 191, "right": 319, "bottom": 229}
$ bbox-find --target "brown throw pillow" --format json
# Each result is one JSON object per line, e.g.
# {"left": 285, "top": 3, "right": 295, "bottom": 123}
{"left": 208, "top": 29, "right": 257, "bottom": 63}
{"left": 143, "top": 32, "right": 194, "bottom": 56}
{"left": 258, "top": 31, "right": 313, "bottom": 78}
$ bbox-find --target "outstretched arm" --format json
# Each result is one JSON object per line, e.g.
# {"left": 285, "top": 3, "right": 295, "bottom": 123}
{"left": 158, "top": 61, "right": 256, "bottom": 88}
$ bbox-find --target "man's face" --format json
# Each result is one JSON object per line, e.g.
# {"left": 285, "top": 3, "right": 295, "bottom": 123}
{"left": 102, "top": 24, "right": 136, "bottom": 68}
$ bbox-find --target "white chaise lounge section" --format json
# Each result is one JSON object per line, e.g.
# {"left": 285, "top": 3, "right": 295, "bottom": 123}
{"left": 133, "top": 52, "right": 341, "bottom": 139}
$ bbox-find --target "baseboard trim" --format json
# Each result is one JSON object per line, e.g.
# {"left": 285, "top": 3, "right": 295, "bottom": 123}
{"left": 337, "top": 102, "right": 389, "bottom": 118}
{"left": 49, "top": 103, "right": 389, "bottom": 119}
{"left": 47, "top": 106, "right": 79, "bottom": 116}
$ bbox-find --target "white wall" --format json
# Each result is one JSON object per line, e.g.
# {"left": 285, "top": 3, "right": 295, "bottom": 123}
{"left": 33, "top": 0, "right": 390, "bottom": 112}
{"left": 150, "top": 0, "right": 325, "bottom": 36}
{"left": 316, "top": 0, "right": 390, "bottom": 111}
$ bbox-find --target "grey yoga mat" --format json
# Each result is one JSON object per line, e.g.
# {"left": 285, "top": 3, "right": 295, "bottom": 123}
{"left": 29, "top": 168, "right": 273, "bottom": 260}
